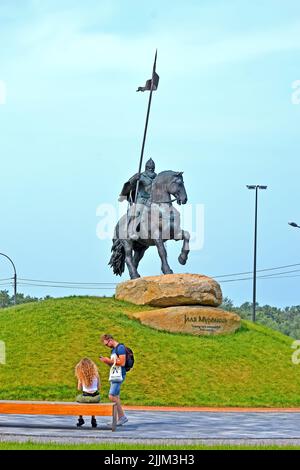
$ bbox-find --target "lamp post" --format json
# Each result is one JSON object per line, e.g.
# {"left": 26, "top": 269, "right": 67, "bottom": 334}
{"left": 0, "top": 253, "right": 17, "bottom": 305}
{"left": 246, "top": 185, "right": 268, "bottom": 322}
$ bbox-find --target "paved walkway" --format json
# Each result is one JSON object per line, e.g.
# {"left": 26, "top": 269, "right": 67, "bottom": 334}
{"left": 1, "top": 409, "right": 300, "bottom": 445}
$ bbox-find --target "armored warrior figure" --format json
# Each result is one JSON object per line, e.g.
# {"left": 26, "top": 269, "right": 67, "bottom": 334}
{"left": 119, "top": 158, "right": 157, "bottom": 239}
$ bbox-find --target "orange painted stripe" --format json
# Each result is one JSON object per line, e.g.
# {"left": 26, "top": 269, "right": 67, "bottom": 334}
{"left": 0, "top": 401, "right": 115, "bottom": 417}
{"left": 123, "top": 405, "right": 300, "bottom": 413}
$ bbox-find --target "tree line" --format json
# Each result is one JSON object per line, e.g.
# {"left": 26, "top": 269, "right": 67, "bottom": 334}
{"left": 222, "top": 297, "right": 300, "bottom": 339}
{"left": 0, "top": 290, "right": 52, "bottom": 308}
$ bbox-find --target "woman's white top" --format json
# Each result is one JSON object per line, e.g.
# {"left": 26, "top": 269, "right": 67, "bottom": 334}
{"left": 82, "top": 377, "right": 99, "bottom": 393}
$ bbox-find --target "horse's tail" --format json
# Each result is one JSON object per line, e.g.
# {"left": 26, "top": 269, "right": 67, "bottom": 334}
{"left": 108, "top": 239, "right": 125, "bottom": 276}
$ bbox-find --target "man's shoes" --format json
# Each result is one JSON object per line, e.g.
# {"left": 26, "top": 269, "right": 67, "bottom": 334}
{"left": 91, "top": 417, "right": 97, "bottom": 428}
{"left": 76, "top": 417, "right": 85, "bottom": 427}
{"left": 116, "top": 415, "right": 128, "bottom": 426}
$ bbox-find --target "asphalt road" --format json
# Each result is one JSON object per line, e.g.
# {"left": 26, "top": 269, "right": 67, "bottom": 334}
{"left": 1, "top": 410, "right": 300, "bottom": 445}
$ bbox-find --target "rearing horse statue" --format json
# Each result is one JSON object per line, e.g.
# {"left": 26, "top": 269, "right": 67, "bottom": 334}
{"left": 109, "top": 171, "right": 190, "bottom": 279}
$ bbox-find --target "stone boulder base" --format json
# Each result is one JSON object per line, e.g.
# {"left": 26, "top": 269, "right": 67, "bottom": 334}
{"left": 133, "top": 306, "right": 241, "bottom": 336}
{"left": 115, "top": 273, "right": 222, "bottom": 307}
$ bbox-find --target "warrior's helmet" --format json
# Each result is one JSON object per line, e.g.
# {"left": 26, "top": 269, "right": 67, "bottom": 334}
{"left": 145, "top": 158, "right": 155, "bottom": 171}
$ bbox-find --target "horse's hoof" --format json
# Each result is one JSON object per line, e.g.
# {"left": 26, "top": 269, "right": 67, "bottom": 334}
{"left": 163, "top": 270, "right": 173, "bottom": 275}
{"left": 131, "top": 274, "right": 141, "bottom": 279}
{"left": 178, "top": 255, "right": 187, "bottom": 265}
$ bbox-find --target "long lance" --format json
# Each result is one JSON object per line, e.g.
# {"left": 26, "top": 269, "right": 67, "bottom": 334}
{"left": 134, "top": 50, "right": 159, "bottom": 204}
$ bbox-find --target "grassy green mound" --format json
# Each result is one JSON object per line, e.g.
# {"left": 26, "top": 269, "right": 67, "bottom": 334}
{"left": 0, "top": 296, "right": 299, "bottom": 407}
{"left": 0, "top": 442, "right": 299, "bottom": 450}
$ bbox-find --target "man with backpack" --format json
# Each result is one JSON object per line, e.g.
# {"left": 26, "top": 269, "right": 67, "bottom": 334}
{"left": 99, "top": 334, "right": 131, "bottom": 426}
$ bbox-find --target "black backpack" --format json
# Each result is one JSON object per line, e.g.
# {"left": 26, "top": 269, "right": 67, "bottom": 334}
{"left": 115, "top": 343, "right": 134, "bottom": 372}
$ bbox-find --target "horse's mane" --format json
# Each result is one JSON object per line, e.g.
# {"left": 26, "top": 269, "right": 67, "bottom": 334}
{"left": 153, "top": 170, "right": 181, "bottom": 185}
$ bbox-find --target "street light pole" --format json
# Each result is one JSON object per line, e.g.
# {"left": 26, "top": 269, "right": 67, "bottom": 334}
{"left": 0, "top": 253, "right": 17, "bottom": 305}
{"left": 253, "top": 186, "right": 258, "bottom": 323}
{"left": 246, "top": 185, "right": 267, "bottom": 322}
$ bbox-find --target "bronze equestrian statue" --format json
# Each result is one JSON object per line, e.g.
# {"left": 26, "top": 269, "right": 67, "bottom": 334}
{"left": 109, "top": 158, "right": 190, "bottom": 279}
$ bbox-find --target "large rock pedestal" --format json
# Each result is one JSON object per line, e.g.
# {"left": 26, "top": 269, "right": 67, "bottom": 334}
{"left": 116, "top": 273, "right": 222, "bottom": 307}
{"left": 132, "top": 306, "right": 241, "bottom": 336}
{"left": 116, "top": 273, "right": 240, "bottom": 336}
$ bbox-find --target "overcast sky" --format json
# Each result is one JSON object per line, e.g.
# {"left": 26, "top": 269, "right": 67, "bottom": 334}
{"left": 1, "top": 0, "right": 300, "bottom": 307}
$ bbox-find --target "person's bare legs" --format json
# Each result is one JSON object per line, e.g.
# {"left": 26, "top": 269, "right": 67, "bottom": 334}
{"left": 109, "top": 394, "right": 124, "bottom": 419}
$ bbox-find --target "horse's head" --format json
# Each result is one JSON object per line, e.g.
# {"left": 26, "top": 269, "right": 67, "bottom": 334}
{"left": 151, "top": 170, "right": 188, "bottom": 205}
{"left": 168, "top": 171, "right": 188, "bottom": 205}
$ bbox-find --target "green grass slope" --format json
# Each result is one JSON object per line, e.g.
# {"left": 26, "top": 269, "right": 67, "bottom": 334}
{"left": 0, "top": 297, "right": 299, "bottom": 407}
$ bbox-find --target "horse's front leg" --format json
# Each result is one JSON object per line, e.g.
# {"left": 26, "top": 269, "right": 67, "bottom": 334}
{"left": 154, "top": 239, "right": 173, "bottom": 275}
{"left": 123, "top": 240, "right": 140, "bottom": 279}
{"left": 178, "top": 230, "right": 190, "bottom": 265}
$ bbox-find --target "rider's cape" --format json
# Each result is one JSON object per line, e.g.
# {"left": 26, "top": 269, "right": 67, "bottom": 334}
{"left": 119, "top": 174, "right": 139, "bottom": 203}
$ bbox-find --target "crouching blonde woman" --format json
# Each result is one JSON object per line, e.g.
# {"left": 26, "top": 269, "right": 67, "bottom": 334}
{"left": 75, "top": 358, "right": 100, "bottom": 428}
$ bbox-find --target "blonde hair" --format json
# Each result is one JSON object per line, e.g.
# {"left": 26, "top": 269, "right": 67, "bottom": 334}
{"left": 75, "top": 358, "right": 99, "bottom": 388}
